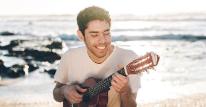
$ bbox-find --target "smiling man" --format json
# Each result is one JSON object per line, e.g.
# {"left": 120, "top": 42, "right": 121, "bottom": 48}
{"left": 53, "top": 6, "right": 141, "bottom": 107}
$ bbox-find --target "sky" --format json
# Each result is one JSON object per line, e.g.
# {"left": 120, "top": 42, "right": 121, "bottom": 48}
{"left": 0, "top": 0, "right": 206, "bottom": 16}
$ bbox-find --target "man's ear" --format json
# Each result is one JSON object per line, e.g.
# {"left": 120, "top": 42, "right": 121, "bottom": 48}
{"left": 77, "top": 30, "right": 85, "bottom": 41}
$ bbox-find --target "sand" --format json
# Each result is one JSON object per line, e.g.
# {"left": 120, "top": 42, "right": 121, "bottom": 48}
{"left": 0, "top": 93, "right": 206, "bottom": 107}
{"left": 138, "top": 93, "right": 206, "bottom": 107}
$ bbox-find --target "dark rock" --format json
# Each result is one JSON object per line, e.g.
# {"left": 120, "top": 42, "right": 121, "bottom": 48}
{"left": 6, "top": 48, "right": 61, "bottom": 63}
{"left": 23, "top": 57, "right": 39, "bottom": 72}
{"left": 46, "top": 41, "right": 63, "bottom": 50}
{"left": 24, "top": 56, "right": 33, "bottom": 62}
{"left": 0, "top": 59, "right": 26, "bottom": 78}
{"left": 0, "top": 59, "right": 3, "bottom": 65}
{"left": 0, "top": 31, "right": 15, "bottom": 36}
{"left": 24, "top": 48, "right": 61, "bottom": 63}
{"left": 0, "top": 40, "right": 24, "bottom": 50}
{"left": 9, "top": 64, "right": 26, "bottom": 78}
{"left": 44, "top": 69, "right": 56, "bottom": 78}
{"left": 0, "top": 59, "right": 8, "bottom": 77}
{"left": 7, "top": 49, "right": 25, "bottom": 57}
{"left": 0, "top": 59, "right": 40, "bottom": 79}
{"left": 27, "top": 63, "right": 39, "bottom": 72}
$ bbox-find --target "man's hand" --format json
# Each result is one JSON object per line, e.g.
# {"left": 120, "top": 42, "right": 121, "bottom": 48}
{"left": 63, "top": 85, "right": 87, "bottom": 104}
{"left": 111, "top": 73, "right": 137, "bottom": 107}
{"left": 111, "top": 73, "right": 130, "bottom": 94}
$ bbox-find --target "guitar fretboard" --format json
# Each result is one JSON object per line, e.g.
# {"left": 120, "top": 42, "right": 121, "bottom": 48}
{"left": 82, "top": 68, "right": 126, "bottom": 102}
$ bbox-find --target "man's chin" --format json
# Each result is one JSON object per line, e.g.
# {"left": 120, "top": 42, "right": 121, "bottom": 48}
{"left": 94, "top": 52, "right": 107, "bottom": 58}
{"left": 96, "top": 54, "right": 106, "bottom": 58}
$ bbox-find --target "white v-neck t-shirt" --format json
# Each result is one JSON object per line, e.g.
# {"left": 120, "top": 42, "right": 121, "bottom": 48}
{"left": 54, "top": 46, "right": 141, "bottom": 107}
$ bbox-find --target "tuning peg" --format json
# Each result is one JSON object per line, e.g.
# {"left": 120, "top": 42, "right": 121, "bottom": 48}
{"left": 150, "top": 67, "right": 156, "bottom": 71}
{"left": 145, "top": 70, "right": 149, "bottom": 74}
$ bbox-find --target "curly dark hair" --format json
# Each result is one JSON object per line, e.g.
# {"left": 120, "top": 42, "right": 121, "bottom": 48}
{"left": 77, "top": 6, "right": 111, "bottom": 35}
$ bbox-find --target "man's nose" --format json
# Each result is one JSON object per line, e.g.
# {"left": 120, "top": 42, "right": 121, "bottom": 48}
{"left": 98, "top": 34, "right": 106, "bottom": 44}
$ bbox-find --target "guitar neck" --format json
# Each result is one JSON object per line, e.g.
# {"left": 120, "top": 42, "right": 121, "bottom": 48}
{"left": 82, "top": 68, "right": 126, "bottom": 102}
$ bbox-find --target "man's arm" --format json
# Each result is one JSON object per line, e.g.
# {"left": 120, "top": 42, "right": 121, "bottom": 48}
{"left": 111, "top": 74, "right": 137, "bottom": 107}
{"left": 120, "top": 89, "right": 137, "bottom": 107}
{"left": 53, "top": 82, "right": 66, "bottom": 102}
{"left": 53, "top": 82, "right": 87, "bottom": 103}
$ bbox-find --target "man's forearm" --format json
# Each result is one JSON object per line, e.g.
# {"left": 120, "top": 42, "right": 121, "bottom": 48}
{"left": 120, "top": 88, "right": 137, "bottom": 107}
{"left": 53, "top": 83, "right": 66, "bottom": 102}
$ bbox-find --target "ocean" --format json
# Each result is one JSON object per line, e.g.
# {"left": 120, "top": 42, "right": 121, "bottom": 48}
{"left": 0, "top": 13, "right": 206, "bottom": 105}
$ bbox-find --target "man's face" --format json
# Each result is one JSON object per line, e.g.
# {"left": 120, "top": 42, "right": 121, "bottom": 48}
{"left": 82, "top": 20, "right": 112, "bottom": 60}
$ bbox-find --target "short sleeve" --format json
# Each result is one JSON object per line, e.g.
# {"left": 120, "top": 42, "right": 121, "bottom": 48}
{"left": 128, "top": 74, "right": 141, "bottom": 93}
{"left": 54, "top": 52, "right": 69, "bottom": 84}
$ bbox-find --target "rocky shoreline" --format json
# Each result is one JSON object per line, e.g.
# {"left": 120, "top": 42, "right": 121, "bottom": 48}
{"left": 0, "top": 32, "right": 64, "bottom": 80}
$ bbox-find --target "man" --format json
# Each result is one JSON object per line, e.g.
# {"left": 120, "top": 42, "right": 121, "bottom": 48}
{"left": 53, "top": 6, "right": 141, "bottom": 107}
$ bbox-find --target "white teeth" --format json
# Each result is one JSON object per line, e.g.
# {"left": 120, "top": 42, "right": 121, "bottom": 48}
{"left": 97, "top": 46, "right": 106, "bottom": 49}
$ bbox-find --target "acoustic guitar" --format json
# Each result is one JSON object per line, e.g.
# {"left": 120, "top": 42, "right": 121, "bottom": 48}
{"left": 63, "top": 52, "right": 160, "bottom": 107}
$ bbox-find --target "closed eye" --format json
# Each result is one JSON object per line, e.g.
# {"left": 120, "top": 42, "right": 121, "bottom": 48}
{"left": 104, "top": 32, "right": 110, "bottom": 36}
{"left": 91, "top": 34, "right": 98, "bottom": 37}
{"left": 103, "top": 31, "right": 110, "bottom": 36}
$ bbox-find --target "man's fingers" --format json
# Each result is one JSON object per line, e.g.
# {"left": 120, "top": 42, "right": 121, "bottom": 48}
{"left": 111, "top": 80, "right": 121, "bottom": 92}
{"left": 63, "top": 85, "right": 83, "bottom": 103}
{"left": 68, "top": 90, "right": 83, "bottom": 103}
{"left": 75, "top": 85, "right": 87, "bottom": 93}
{"left": 112, "top": 73, "right": 130, "bottom": 93}
{"left": 113, "top": 73, "right": 128, "bottom": 84}
{"left": 69, "top": 96, "right": 81, "bottom": 104}
{"left": 72, "top": 86, "right": 84, "bottom": 98}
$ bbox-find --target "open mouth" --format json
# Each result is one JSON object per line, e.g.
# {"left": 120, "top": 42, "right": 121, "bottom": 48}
{"left": 96, "top": 46, "right": 106, "bottom": 50}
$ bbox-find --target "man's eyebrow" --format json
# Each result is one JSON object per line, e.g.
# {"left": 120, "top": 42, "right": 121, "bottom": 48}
{"left": 89, "top": 29, "right": 110, "bottom": 33}
{"left": 104, "top": 29, "right": 110, "bottom": 32}
{"left": 89, "top": 31, "right": 99, "bottom": 33}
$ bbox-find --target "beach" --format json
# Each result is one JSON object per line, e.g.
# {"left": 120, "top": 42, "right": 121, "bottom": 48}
{"left": 0, "top": 93, "right": 206, "bottom": 107}
{"left": 0, "top": 101, "right": 61, "bottom": 107}
{"left": 139, "top": 93, "right": 206, "bottom": 107}
{"left": 1, "top": 14, "right": 206, "bottom": 107}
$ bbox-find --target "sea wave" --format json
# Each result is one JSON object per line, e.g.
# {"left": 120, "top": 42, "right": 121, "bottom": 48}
{"left": 112, "top": 28, "right": 185, "bottom": 32}
{"left": 0, "top": 15, "right": 75, "bottom": 22}
{"left": 1, "top": 31, "right": 206, "bottom": 42}
{"left": 112, "top": 34, "right": 206, "bottom": 41}
{"left": 58, "top": 34, "right": 206, "bottom": 41}
{"left": 113, "top": 13, "right": 206, "bottom": 22}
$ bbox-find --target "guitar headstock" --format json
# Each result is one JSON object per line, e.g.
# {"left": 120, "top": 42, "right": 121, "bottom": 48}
{"left": 126, "top": 52, "right": 160, "bottom": 75}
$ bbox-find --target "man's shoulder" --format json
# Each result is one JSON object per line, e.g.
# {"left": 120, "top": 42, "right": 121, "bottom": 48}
{"left": 62, "top": 46, "right": 86, "bottom": 57}
{"left": 115, "top": 46, "right": 137, "bottom": 56}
